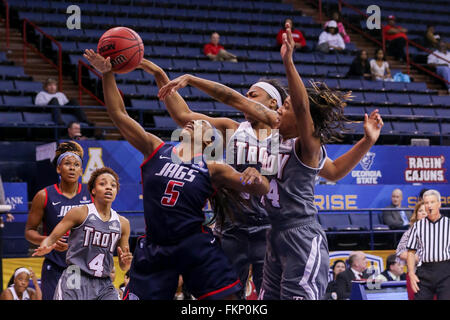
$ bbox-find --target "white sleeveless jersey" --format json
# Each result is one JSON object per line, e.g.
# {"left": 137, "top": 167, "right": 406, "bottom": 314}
{"left": 66, "top": 203, "right": 121, "bottom": 278}
{"left": 8, "top": 285, "right": 31, "bottom": 300}
{"left": 221, "top": 121, "right": 271, "bottom": 230}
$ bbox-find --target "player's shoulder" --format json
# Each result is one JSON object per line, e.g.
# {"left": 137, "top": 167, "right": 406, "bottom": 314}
{"left": 118, "top": 215, "right": 130, "bottom": 227}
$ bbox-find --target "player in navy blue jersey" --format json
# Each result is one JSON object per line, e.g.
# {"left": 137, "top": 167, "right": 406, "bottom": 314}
{"left": 33, "top": 167, "right": 131, "bottom": 300}
{"left": 25, "top": 141, "right": 92, "bottom": 300}
{"left": 84, "top": 49, "right": 270, "bottom": 300}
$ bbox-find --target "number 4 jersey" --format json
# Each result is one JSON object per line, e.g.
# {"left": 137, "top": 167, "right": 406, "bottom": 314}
{"left": 140, "top": 143, "right": 215, "bottom": 245}
{"left": 65, "top": 203, "right": 121, "bottom": 278}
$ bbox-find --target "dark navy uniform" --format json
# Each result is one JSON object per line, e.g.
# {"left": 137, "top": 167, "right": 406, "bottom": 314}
{"left": 124, "top": 143, "right": 241, "bottom": 300}
{"left": 40, "top": 183, "right": 91, "bottom": 300}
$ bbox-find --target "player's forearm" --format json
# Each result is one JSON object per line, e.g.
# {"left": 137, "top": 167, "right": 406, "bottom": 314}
{"left": 25, "top": 229, "right": 47, "bottom": 246}
{"left": 102, "top": 71, "right": 129, "bottom": 120}
{"left": 33, "top": 282, "right": 42, "bottom": 300}
{"left": 322, "top": 136, "right": 374, "bottom": 181}
{"left": 139, "top": 59, "right": 170, "bottom": 88}
{"left": 188, "top": 75, "right": 278, "bottom": 127}
{"left": 283, "top": 56, "right": 309, "bottom": 117}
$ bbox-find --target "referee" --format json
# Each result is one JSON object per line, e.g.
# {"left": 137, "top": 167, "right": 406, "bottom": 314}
{"left": 407, "top": 189, "right": 450, "bottom": 300}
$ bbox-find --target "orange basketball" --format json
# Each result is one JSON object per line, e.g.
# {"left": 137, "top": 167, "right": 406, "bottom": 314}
{"left": 97, "top": 27, "right": 144, "bottom": 74}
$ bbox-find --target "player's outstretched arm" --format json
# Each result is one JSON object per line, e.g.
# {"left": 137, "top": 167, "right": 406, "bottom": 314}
{"left": 139, "top": 59, "right": 239, "bottom": 137}
{"left": 281, "top": 27, "right": 322, "bottom": 168}
{"left": 117, "top": 216, "right": 132, "bottom": 271}
{"left": 32, "top": 206, "right": 87, "bottom": 256}
{"left": 158, "top": 74, "right": 279, "bottom": 128}
{"left": 208, "top": 163, "right": 269, "bottom": 196}
{"left": 319, "top": 109, "right": 383, "bottom": 182}
{"left": 83, "top": 50, "right": 162, "bottom": 159}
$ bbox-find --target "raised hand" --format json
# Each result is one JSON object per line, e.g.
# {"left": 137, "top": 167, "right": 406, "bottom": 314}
{"left": 363, "top": 109, "right": 384, "bottom": 144}
{"left": 83, "top": 49, "right": 112, "bottom": 74}
{"left": 158, "top": 74, "right": 191, "bottom": 100}
{"left": 280, "top": 25, "right": 295, "bottom": 62}
{"left": 118, "top": 246, "right": 133, "bottom": 269}
{"left": 32, "top": 243, "right": 57, "bottom": 257}
{"left": 240, "top": 167, "right": 263, "bottom": 185}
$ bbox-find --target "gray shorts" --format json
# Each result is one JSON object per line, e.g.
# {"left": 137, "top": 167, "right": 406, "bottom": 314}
{"left": 54, "top": 266, "right": 120, "bottom": 300}
{"left": 259, "top": 221, "right": 329, "bottom": 300}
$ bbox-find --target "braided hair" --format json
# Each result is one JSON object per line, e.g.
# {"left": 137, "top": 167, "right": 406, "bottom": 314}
{"left": 52, "top": 141, "right": 84, "bottom": 167}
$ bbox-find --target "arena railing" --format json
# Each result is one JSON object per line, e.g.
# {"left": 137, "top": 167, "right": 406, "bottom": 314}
{"left": 335, "top": 0, "right": 450, "bottom": 86}
{"left": 78, "top": 59, "right": 105, "bottom": 106}
{"left": 22, "top": 19, "right": 63, "bottom": 92}
{"left": 1, "top": 0, "right": 9, "bottom": 48}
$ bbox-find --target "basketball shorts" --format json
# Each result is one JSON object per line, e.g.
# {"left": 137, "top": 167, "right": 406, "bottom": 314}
{"left": 123, "top": 228, "right": 242, "bottom": 300}
{"left": 259, "top": 220, "right": 329, "bottom": 300}
{"left": 54, "top": 266, "right": 119, "bottom": 300}
{"left": 41, "top": 258, "right": 65, "bottom": 300}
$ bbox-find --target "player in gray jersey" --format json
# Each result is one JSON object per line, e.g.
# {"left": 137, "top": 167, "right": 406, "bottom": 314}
{"left": 33, "top": 167, "right": 132, "bottom": 300}
{"left": 159, "top": 26, "right": 384, "bottom": 300}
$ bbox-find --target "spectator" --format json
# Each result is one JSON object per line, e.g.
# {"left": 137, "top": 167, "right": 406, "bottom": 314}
{"left": 418, "top": 188, "right": 430, "bottom": 202}
{"left": 336, "top": 252, "right": 370, "bottom": 300}
{"left": 347, "top": 50, "right": 371, "bottom": 79}
{"left": 110, "top": 266, "right": 122, "bottom": 298}
{"left": 276, "top": 18, "right": 308, "bottom": 51}
{"left": 370, "top": 48, "right": 393, "bottom": 81}
{"left": 324, "top": 260, "right": 346, "bottom": 300}
{"left": 0, "top": 267, "right": 42, "bottom": 300}
{"left": 203, "top": 32, "right": 237, "bottom": 62}
{"left": 317, "top": 20, "right": 345, "bottom": 54}
{"left": 0, "top": 174, "right": 14, "bottom": 225}
{"left": 424, "top": 25, "right": 441, "bottom": 49}
{"left": 62, "top": 121, "right": 87, "bottom": 141}
{"left": 383, "top": 188, "right": 411, "bottom": 230}
{"left": 324, "top": 12, "right": 350, "bottom": 44}
{"left": 375, "top": 254, "right": 406, "bottom": 283}
{"left": 382, "top": 15, "right": 407, "bottom": 61}
{"left": 407, "top": 190, "right": 450, "bottom": 300}
{"left": 35, "top": 78, "right": 90, "bottom": 125}
{"left": 119, "top": 270, "right": 130, "bottom": 299}
{"left": 427, "top": 41, "right": 450, "bottom": 93}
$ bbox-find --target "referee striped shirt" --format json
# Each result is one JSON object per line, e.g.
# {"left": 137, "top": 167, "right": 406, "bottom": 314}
{"left": 407, "top": 215, "right": 450, "bottom": 263}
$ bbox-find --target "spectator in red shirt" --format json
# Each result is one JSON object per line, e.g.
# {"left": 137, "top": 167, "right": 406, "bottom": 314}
{"left": 203, "top": 32, "right": 237, "bottom": 62}
{"left": 382, "top": 15, "right": 408, "bottom": 61}
{"left": 276, "top": 18, "right": 309, "bottom": 52}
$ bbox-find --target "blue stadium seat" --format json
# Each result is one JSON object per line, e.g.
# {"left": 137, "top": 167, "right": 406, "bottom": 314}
{"left": 339, "top": 79, "right": 363, "bottom": 90}
{"left": 190, "top": 101, "right": 215, "bottom": 112}
{"left": 362, "top": 80, "right": 383, "bottom": 91}
{"left": 412, "top": 107, "right": 437, "bottom": 117}
{"left": 343, "top": 121, "right": 365, "bottom": 134}
{"left": 0, "top": 65, "right": 27, "bottom": 78}
{"left": 324, "top": 78, "right": 339, "bottom": 89}
{"left": 409, "top": 94, "right": 432, "bottom": 106}
{"left": 220, "top": 74, "right": 245, "bottom": 86}
{"left": 294, "top": 52, "right": 315, "bottom": 63}
{"left": 130, "top": 99, "right": 160, "bottom": 110}
{"left": 389, "top": 107, "right": 413, "bottom": 116}
{"left": 349, "top": 213, "right": 389, "bottom": 230}
{"left": 383, "top": 82, "right": 406, "bottom": 92}
{"left": 431, "top": 95, "right": 450, "bottom": 107}
{"left": 316, "top": 65, "right": 336, "bottom": 76}
{"left": 246, "top": 62, "right": 270, "bottom": 73}
{"left": 0, "top": 112, "right": 24, "bottom": 124}
{"left": 61, "top": 114, "right": 79, "bottom": 126}
{"left": 214, "top": 103, "right": 236, "bottom": 112}
{"left": 23, "top": 112, "right": 54, "bottom": 125}
{"left": 405, "top": 82, "right": 428, "bottom": 93}
{"left": 441, "top": 123, "right": 450, "bottom": 135}
{"left": 387, "top": 93, "right": 410, "bottom": 105}
{"left": 197, "top": 60, "right": 222, "bottom": 72}
{"left": 172, "top": 59, "right": 198, "bottom": 71}
{"left": 14, "top": 80, "right": 42, "bottom": 93}
{"left": 153, "top": 116, "right": 178, "bottom": 129}
{"left": 416, "top": 122, "right": 440, "bottom": 135}
{"left": 194, "top": 73, "right": 220, "bottom": 82}
{"left": 3, "top": 95, "right": 33, "bottom": 105}
{"left": 436, "top": 108, "right": 450, "bottom": 119}
{"left": 0, "top": 80, "right": 16, "bottom": 92}
{"left": 115, "top": 70, "right": 144, "bottom": 82}
{"left": 350, "top": 91, "right": 365, "bottom": 104}
{"left": 391, "top": 121, "right": 417, "bottom": 134}
{"left": 178, "top": 47, "right": 202, "bottom": 58}
{"left": 318, "top": 214, "right": 359, "bottom": 231}
{"left": 118, "top": 84, "right": 138, "bottom": 95}
{"left": 344, "top": 106, "right": 365, "bottom": 116}
{"left": 137, "top": 85, "right": 159, "bottom": 97}
{"left": 364, "top": 92, "right": 388, "bottom": 104}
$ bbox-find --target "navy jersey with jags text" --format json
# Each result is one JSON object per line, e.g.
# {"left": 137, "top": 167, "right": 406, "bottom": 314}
{"left": 43, "top": 183, "right": 92, "bottom": 268}
{"left": 140, "top": 143, "right": 215, "bottom": 244}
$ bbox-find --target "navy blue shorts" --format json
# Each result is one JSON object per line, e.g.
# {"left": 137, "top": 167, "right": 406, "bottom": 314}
{"left": 123, "top": 228, "right": 242, "bottom": 300}
{"left": 41, "top": 259, "right": 65, "bottom": 300}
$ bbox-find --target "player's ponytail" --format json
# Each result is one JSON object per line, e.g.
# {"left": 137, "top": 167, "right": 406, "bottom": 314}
{"left": 307, "top": 81, "right": 352, "bottom": 144}
{"left": 209, "top": 188, "right": 246, "bottom": 230}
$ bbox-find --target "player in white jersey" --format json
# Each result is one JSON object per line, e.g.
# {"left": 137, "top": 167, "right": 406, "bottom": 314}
{"left": 0, "top": 267, "right": 41, "bottom": 300}
{"left": 33, "top": 167, "right": 132, "bottom": 300}
{"left": 159, "top": 27, "right": 384, "bottom": 299}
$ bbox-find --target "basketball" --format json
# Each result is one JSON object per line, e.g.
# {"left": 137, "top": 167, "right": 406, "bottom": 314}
{"left": 97, "top": 27, "right": 144, "bottom": 74}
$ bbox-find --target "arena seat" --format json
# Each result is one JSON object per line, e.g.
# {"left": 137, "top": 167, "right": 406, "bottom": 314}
{"left": 3, "top": 95, "right": 33, "bottom": 105}
{"left": 130, "top": 99, "right": 160, "bottom": 110}
{"left": 318, "top": 214, "right": 360, "bottom": 231}
{"left": 349, "top": 213, "right": 390, "bottom": 231}
{"left": 23, "top": 112, "right": 55, "bottom": 125}
{"left": 0, "top": 112, "right": 24, "bottom": 125}
{"left": 13, "top": 80, "right": 43, "bottom": 93}
{"left": 416, "top": 122, "right": 441, "bottom": 135}
{"left": 153, "top": 116, "right": 179, "bottom": 129}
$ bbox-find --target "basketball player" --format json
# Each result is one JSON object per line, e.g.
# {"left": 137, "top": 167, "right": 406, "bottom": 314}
{"left": 83, "top": 49, "right": 270, "bottom": 300}
{"left": 33, "top": 167, "right": 132, "bottom": 300}
{"left": 159, "top": 28, "right": 384, "bottom": 299}
{"left": 0, "top": 267, "right": 41, "bottom": 300}
{"left": 25, "top": 141, "right": 92, "bottom": 300}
